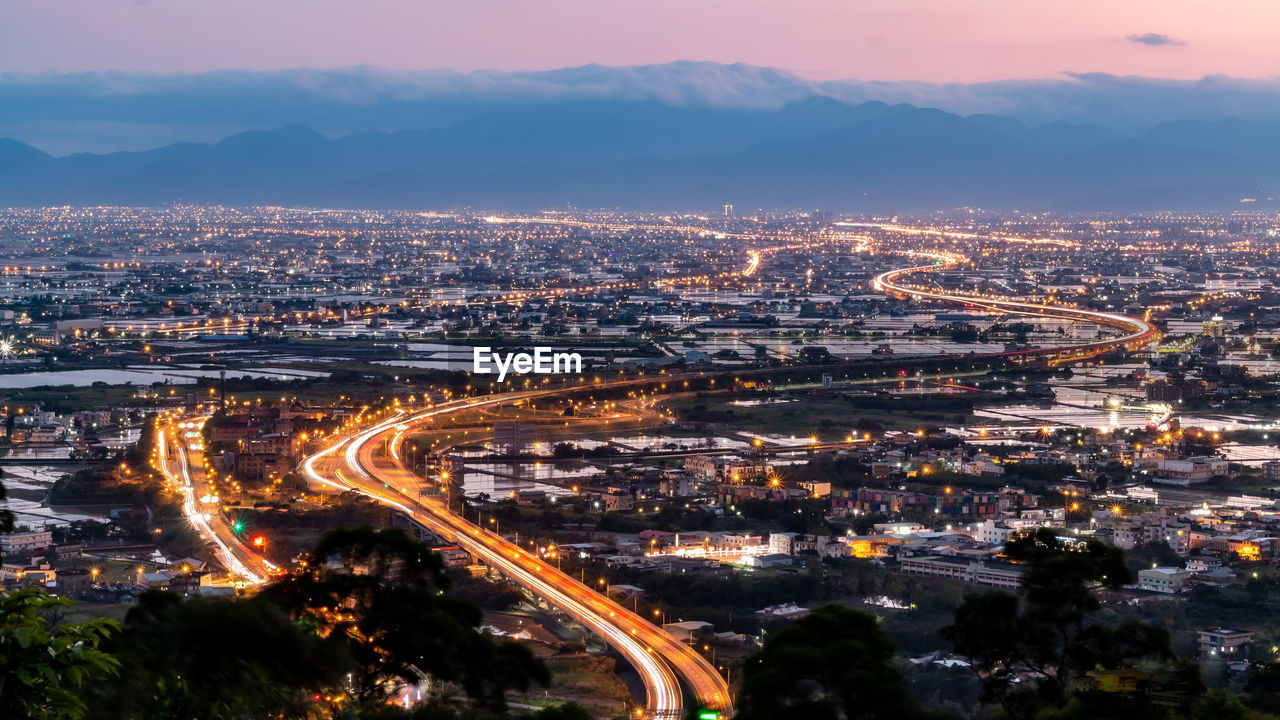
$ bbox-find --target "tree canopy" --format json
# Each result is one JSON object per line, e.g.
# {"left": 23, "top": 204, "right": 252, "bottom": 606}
{"left": 0, "top": 587, "right": 118, "bottom": 719}
{"left": 735, "top": 603, "right": 941, "bottom": 720}
{"left": 263, "top": 526, "right": 549, "bottom": 712}
{"left": 89, "top": 590, "right": 348, "bottom": 720}
{"left": 941, "top": 528, "right": 1200, "bottom": 720}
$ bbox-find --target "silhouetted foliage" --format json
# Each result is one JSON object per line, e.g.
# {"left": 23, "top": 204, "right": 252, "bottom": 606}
{"left": 941, "top": 529, "right": 1200, "bottom": 720}
{"left": 736, "top": 604, "right": 941, "bottom": 720}
{"left": 0, "top": 478, "right": 13, "bottom": 538}
{"left": 264, "top": 526, "right": 549, "bottom": 712}
{"left": 90, "top": 590, "right": 347, "bottom": 720}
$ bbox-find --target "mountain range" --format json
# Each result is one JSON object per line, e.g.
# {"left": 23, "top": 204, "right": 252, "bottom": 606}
{"left": 2, "top": 69, "right": 1279, "bottom": 210}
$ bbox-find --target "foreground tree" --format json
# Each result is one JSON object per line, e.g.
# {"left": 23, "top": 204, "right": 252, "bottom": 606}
{"left": 88, "top": 589, "right": 348, "bottom": 720}
{"left": 0, "top": 587, "right": 118, "bottom": 719}
{"left": 0, "top": 477, "right": 14, "bottom": 536}
{"left": 941, "top": 528, "right": 1201, "bottom": 719}
{"left": 265, "top": 526, "right": 549, "bottom": 712}
{"left": 735, "top": 603, "right": 940, "bottom": 720}
{"left": 355, "top": 700, "right": 593, "bottom": 720}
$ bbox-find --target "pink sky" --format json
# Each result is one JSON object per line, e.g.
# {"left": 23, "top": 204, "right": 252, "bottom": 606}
{"left": 4, "top": 0, "right": 1279, "bottom": 82}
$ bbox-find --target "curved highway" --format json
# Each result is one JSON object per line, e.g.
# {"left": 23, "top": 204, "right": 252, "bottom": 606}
{"left": 300, "top": 394, "right": 731, "bottom": 719}
{"left": 872, "top": 249, "right": 1161, "bottom": 363}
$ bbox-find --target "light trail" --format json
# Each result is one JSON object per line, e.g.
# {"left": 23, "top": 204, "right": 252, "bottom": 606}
{"left": 838, "top": 221, "right": 1079, "bottom": 248}
{"left": 157, "top": 419, "right": 273, "bottom": 584}
{"left": 301, "top": 393, "right": 731, "bottom": 719}
{"left": 872, "top": 249, "right": 1160, "bottom": 363}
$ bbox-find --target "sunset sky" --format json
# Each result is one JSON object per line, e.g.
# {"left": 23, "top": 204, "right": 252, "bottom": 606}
{"left": 4, "top": 0, "right": 1279, "bottom": 81}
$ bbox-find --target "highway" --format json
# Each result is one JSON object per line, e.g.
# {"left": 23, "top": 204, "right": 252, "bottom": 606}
{"left": 300, "top": 394, "right": 731, "bottom": 718}
{"left": 838, "top": 221, "right": 1079, "bottom": 248}
{"left": 156, "top": 415, "right": 279, "bottom": 585}
{"left": 872, "top": 249, "right": 1161, "bottom": 363}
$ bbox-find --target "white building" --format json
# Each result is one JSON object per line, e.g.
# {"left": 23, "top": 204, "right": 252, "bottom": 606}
{"left": 769, "top": 531, "right": 800, "bottom": 556}
{"left": 1186, "top": 557, "right": 1223, "bottom": 573}
{"left": 973, "top": 518, "right": 1049, "bottom": 545}
{"left": 898, "top": 555, "right": 1024, "bottom": 590}
{"left": 975, "top": 520, "right": 1015, "bottom": 545}
{"left": 1138, "top": 566, "right": 1192, "bottom": 594}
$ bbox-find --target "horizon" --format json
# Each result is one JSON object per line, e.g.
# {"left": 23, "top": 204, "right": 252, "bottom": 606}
{"left": 6, "top": 60, "right": 1280, "bottom": 157}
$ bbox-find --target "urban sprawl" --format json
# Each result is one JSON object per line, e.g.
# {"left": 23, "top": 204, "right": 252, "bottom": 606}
{"left": 6, "top": 206, "right": 1280, "bottom": 718}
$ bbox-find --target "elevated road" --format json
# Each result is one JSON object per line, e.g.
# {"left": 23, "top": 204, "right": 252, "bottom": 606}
{"left": 301, "top": 394, "right": 731, "bottom": 719}
{"left": 873, "top": 249, "right": 1161, "bottom": 364}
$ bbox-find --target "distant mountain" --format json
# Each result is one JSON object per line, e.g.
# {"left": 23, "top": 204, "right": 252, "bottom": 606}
{"left": 14, "top": 63, "right": 1280, "bottom": 154}
{"left": 0, "top": 138, "right": 52, "bottom": 168}
{"left": 0, "top": 98, "right": 1276, "bottom": 211}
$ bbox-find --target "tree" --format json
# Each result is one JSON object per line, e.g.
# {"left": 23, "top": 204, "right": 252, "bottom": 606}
{"left": 0, "top": 587, "right": 118, "bottom": 719}
{"left": 88, "top": 590, "right": 347, "bottom": 720}
{"left": 0, "top": 478, "right": 14, "bottom": 539}
{"left": 735, "top": 604, "right": 939, "bottom": 720}
{"left": 1190, "top": 689, "right": 1253, "bottom": 720}
{"left": 1126, "top": 541, "right": 1185, "bottom": 578}
{"left": 356, "top": 700, "right": 592, "bottom": 720}
{"left": 940, "top": 529, "right": 1197, "bottom": 720}
{"left": 264, "top": 526, "right": 549, "bottom": 712}
{"left": 1243, "top": 662, "right": 1280, "bottom": 714}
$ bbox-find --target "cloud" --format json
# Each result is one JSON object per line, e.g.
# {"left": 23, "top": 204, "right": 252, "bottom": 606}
{"left": 0, "top": 63, "right": 823, "bottom": 153}
{"left": 814, "top": 72, "right": 1280, "bottom": 131}
{"left": 1126, "top": 33, "right": 1186, "bottom": 47}
{"left": 5, "top": 63, "right": 1280, "bottom": 154}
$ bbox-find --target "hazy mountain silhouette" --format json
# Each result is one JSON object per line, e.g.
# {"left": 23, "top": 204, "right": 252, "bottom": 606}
{"left": 0, "top": 97, "right": 1276, "bottom": 210}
